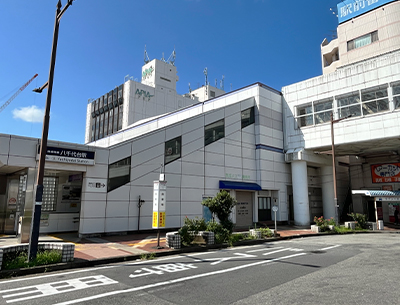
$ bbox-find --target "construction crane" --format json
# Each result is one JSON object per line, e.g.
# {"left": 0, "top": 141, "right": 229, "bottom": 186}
{"left": 0, "top": 74, "right": 38, "bottom": 113}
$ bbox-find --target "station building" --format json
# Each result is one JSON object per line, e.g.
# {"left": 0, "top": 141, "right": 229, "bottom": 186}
{"left": 1, "top": 0, "right": 399, "bottom": 236}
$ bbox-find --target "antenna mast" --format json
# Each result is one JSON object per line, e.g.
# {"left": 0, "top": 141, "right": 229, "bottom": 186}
{"left": 144, "top": 45, "right": 150, "bottom": 64}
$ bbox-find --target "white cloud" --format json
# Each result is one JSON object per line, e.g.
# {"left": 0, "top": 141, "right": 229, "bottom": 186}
{"left": 12, "top": 105, "right": 44, "bottom": 123}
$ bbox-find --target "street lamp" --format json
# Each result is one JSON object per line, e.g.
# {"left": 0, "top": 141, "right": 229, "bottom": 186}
{"left": 330, "top": 112, "right": 353, "bottom": 226}
{"left": 29, "top": 0, "right": 75, "bottom": 261}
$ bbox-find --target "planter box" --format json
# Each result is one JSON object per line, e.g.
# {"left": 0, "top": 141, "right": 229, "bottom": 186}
{"left": 345, "top": 222, "right": 356, "bottom": 230}
{"left": 366, "top": 222, "right": 377, "bottom": 230}
{"left": 0, "top": 242, "right": 74, "bottom": 271}
{"left": 249, "top": 229, "right": 262, "bottom": 238}
{"left": 166, "top": 232, "right": 181, "bottom": 249}
{"left": 166, "top": 231, "right": 214, "bottom": 249}
{"left": 311, "top": 225, "right": 321, "bottom": 233}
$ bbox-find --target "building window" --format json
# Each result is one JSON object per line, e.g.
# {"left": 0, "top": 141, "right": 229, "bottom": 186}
{"left": 296, "top": 104, "right": 313, "bottom": 127}
{"left": 313, "top": 99, "right": 333, "bottom": 124}
{"left": 347, "top": 31, "right": 378, "bottom": 51}
{"left": 337, "top": 93, "right": 361, "bottom": 119}
{"left": 241, "top": 107, "right": 255, "bottom": 128}
{"left": 361, "top": 85, "right": 389, "bottom": 115}
{"left": 392, "top": 83, "right": 400, "bottom": 109}
{"left": 165, "top": 136, "right": 181, "bottom": 165}
{"left": 107, "top": 157, "right": 131, "bottom": 192}
{"left": 42, "top": 177, "right": 58, "bottom": 212}
{"left": 205, "top": 119, "right": 224, "bottom": 146}
{"left": 296, "top": 99, "right": 332, "bottom": 127}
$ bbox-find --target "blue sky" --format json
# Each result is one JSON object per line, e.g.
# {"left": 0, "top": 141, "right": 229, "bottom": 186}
{"left": 0, "top": 0, "right": 339, "bottom": 144}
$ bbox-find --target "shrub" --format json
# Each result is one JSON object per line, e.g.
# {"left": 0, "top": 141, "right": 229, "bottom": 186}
{"left": 347, "top": 213, "right": 367, "bottom": 229}
{"left": 206, "top": 220, "right": 231, "bottom": 244}
{"left": 259, "top": 227, "right": 274, "bottom": 238}
{"left": 2, "top": 250, "right": 62, "bottom": 270}
{"left": 178, "top": 217, "right": 207, "bottom": 246}
{"left": 313, "top": 216, "right": 335, "bottom": 232}
{"left": 334, "top": 226, "right": 352, "bottom": 234}
{"left": 202, "top": 191, "right": 236, "bottom": 234}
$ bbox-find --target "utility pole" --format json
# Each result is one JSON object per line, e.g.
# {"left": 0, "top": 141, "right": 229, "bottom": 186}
{"left": 29, "top": 0, "right": 75, "bottom": 261}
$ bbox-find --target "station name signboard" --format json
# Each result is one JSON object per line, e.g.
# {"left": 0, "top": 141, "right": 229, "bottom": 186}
{"left": 371, "top": 163, "right": 400, "bottom": 183}
{"left": 337, "top": 0, "right": 396, "bottom": 24}
{"left": 37, "top": 145, "right": 95, "bottom": 165}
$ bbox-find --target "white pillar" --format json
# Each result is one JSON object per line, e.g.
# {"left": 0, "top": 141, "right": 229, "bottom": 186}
{"left": 291, "top": 161, "right": 310, "bottom": 226}
{"left": 321, "top": 166, "right": 335, "bottom": 220}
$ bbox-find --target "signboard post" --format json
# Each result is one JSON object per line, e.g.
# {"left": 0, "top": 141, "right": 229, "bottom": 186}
{"left": 153, "top": 175, "right": 167, "bottom": 248}
{"left": 272, "top": 205, "right": 278, "bottom": 235}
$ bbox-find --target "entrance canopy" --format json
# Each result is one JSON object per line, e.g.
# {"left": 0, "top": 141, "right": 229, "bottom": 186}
{"left": 219, "top": 180, "right": 261, "bottom": 191}
{"left": 352, "top": 190, "right": 400, "bottom": 201}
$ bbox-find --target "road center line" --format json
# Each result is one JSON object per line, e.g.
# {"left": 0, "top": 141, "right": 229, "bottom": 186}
{"left": 56, "top": 252, "right": 307, "bottom": 305}
{"left": 320, "top": 245, "right": 341, "bottom": 251}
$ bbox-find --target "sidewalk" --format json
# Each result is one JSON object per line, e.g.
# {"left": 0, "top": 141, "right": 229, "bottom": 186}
{"left": 1, "top": 225, "right": 399, "bottom": 277}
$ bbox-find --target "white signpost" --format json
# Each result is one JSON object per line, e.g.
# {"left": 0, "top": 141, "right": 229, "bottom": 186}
{"left": 272, "top": 205, "right": 278, "bottom": 234}
{"left": 153, "top": 175, "right": 167, "bottom": 248}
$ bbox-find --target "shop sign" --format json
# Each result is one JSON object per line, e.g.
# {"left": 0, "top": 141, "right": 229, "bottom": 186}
{"left": 371, "top": 163, "right": 400, "bottom": 183}
{"left": 135, "top": 89, "right": 154, "bottom": 100}
{"left": 337, "top": 0, "right": 395, "bottom": 24}
{"left": 38, "top": 145, "right": 95, "bottom": 165}
{"left": 225, "top": 173, "right": 250, "bottom": 180}
{"left": 142, "top": 66, "right": 154, "bottom": 80}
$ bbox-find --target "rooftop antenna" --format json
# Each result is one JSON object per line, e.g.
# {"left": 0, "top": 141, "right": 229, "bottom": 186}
{"left": 230, "top": 83, "right": 232, "bottom": 91}
{"left": 167, "top": 47, "right": 176, "bottom": 66}
{"left": 144, "top": 45, "right": 150, "bottom": 64}
{"left": 220, "top": 75, "right": 225, "bottom": 90}
{"left": 203, "top": 67, "right": 208, "bottom": 87}
{"left": 215, "top": 79, "right": 217, "bottom": 87}
{"left": 124, "top": 74, "right": 130, "bottom": 82}
{"left": 161, "top": 52, "right": 165, "bottom": 62}
{"left": 188, "top": 82, "right": 192, "bottom": 93}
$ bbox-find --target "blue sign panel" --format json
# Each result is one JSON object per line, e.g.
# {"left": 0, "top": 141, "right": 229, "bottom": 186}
{"left": 337, "top": 0, "right": 396, "bottom": 24}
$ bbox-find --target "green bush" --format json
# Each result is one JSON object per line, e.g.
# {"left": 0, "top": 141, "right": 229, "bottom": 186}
{"left": 178, "top": 217, "right": 207, "bottom": 246}
{"left": 228, "top": 233, "right": 244, "bottom": 245}
{"left": 206, "top": 220, "right": 231, "bottom": 244}
{"left": 347, "top": 213, "right": 367, "bottom": 229}
{"left": 2, "top": 250, "right": 62, "bottom": 270}
{"left": 259, "top": 227, "right": 274, "bottom": 238}
{"left": 202, "top": 191, "right": 236, "bottom": 234}
{"left": 314, "top": 216, "right": 335, "bottom": 232}
{"left": 333, "top": 226, "right": 352, "bottom": 234}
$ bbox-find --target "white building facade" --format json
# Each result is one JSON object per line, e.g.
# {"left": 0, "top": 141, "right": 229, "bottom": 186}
{"left": 1, "top": 0, "right": 400, "bottom": 236}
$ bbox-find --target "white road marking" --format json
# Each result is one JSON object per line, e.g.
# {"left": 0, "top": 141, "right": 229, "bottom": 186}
{"left": 0, "top": 265, "right": 116, "bottom": 285}
{"left": 246, "top": 246, "right": 283, "bottom": 253}
{"left": 0, "top": 275, "right": 118, "bottom": 303}
{"left": 57, "top": 252, "right": 307, "bottom": 305}
{"left": 129, "top": 263, "right": 197, "bottom": 278}
{"left": 320, "top": 245, "right": 341, "bottom": 251}
{"left": 209, "top": 253, "right": 256, "bottom": 265}
{"left": 262, "top": 248, "right": 303, "bottom": 255}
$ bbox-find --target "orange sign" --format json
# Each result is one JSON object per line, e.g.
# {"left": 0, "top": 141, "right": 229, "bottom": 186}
{"left": 159, "top": 212, "right": 165, "bottom": 228}
{"left": 152, "top": 212, "right": 158, "bottom": 228}
{"left": 371, "top": 163, "right": 400, "bottom": 183}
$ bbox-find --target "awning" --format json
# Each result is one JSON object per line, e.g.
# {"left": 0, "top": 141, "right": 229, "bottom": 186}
{"left": 219, "top": 180, "right": 262, "bottom": 191}
{"left": 352, "top": 190, "right": 400, "bottom": 201}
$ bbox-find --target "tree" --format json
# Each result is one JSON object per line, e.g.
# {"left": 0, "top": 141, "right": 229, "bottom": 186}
{"left": 202, "top": 191, "right": 236, "bottom": 233}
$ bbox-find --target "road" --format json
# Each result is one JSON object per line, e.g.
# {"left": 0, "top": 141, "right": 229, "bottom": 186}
{"left": 0, "top": 234, "right": 399, "bottom": 304}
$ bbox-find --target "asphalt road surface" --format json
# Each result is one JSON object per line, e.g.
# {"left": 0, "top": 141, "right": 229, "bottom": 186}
{"left": 0, "top": 233, "right": 399, "bottom": 305}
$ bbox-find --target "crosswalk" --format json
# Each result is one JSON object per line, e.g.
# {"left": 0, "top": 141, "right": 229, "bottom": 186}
{"left": 0, "top": 275, "right": 118, "bottom": 303}
{"left": 0, "top": 244, "right": 341, "bottom": 304}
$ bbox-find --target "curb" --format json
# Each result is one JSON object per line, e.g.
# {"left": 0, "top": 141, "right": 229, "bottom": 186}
{"left": 1, "top": 230, "right": 399, "bottom": 279}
